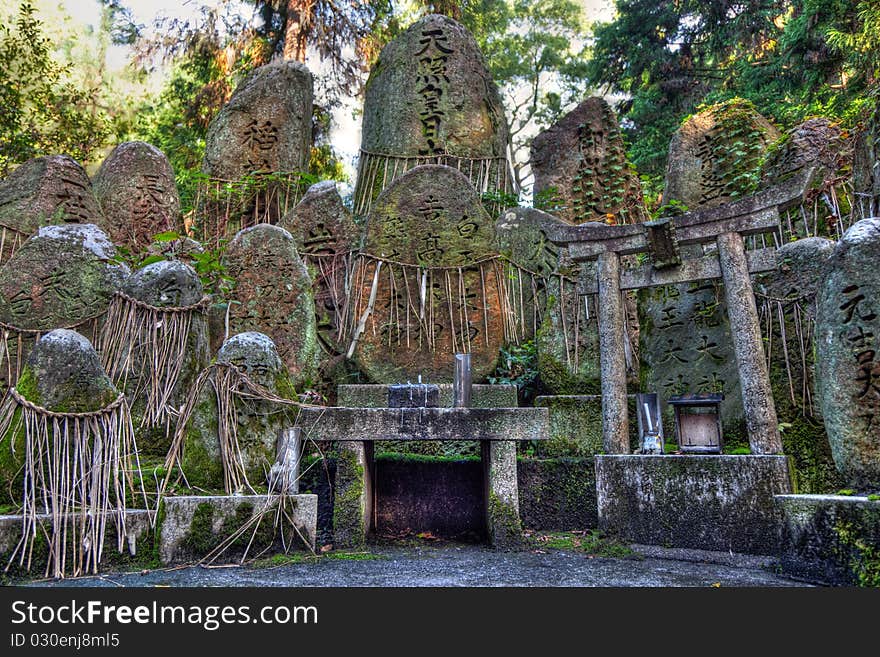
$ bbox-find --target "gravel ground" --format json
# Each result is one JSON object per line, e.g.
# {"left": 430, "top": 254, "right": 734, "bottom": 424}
{"left": 25, "top": 543, "right": 811, "bottom": 587}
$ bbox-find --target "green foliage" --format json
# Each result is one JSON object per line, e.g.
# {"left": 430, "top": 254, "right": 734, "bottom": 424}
{"left": 0, "top": 2, "right": 108, "bottom": 174}
{"left": 530, "top": 529, "right": 636, "bottom": 558}
{"left": 488, "top": 340, "right": 539, "bottom": 405}
{"left": 589, "top": 0, "right": 878, "bottom": 198}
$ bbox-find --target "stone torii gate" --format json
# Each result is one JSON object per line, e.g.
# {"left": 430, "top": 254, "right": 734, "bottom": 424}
{"left": 545, "top": 169, "right": 814, "bottom": 456}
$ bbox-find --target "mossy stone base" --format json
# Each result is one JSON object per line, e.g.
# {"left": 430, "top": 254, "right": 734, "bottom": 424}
{"left": 517, "top": 458, "right": 597, "bottom": 530}
{"left": 777, "top": 494, "right": 880, "bottom": 586}
{"left": 596, "top": 455, "right": 793, "bottom": 554}
{"left": 332, "top": 441, "right": 368, "bottom": 548}
{"left": 0, "top": 510, "right": 154, "bottom": 581}
{"left": 158, "top": 494, "right": 317, "bottom": 564}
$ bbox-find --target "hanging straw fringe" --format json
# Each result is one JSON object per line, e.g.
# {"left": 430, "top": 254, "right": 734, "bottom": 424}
{"left": 0, "top": 316, "right": 103, "bottom": 391}
{"left": 193, "top": 173, "right": 308, "bottom": 248}
{"left": 0, "top": 389, "right": 148, "bottom": 579}
{"left": 344, "top": 253, "right": 546, "bottom": 358}
{"left": 163, "top": 363, "right": 311, "bottom": 496}
{"left": 353, "top": 150, "right": 515, "bottom": 217}
{"left": 0, "top": 225, "right": 27, "bottom": 266}
{"left": 97, "top": 291, "right": 210, "bottom": 431}
{"left": 755, "top": 288, "right": 817, "bottom": 417}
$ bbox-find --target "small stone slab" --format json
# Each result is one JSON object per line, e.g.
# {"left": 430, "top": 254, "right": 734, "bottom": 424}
{"left": 158, "top": 495, "right": 317, "bottom": 564}
{"left": 299, "top": 406, "right": 547, "bottom": 442}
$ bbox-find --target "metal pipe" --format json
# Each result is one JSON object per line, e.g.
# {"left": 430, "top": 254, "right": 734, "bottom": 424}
{"left": 453, "top": 353, "right": 472, "bottom": 408}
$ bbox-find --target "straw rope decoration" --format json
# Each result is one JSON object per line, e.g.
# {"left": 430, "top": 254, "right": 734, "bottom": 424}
{"left": 0, "top": 224, "right": 27, "bottom": 266}
{"left": 192, "top": 173, "right": 308, "bottom": 248}
{"left": 353, "top": 149, "right": 516, "bottom": 217}
{"left": 97, "top": 291, "right": 211, "bottom": 431}
{"left": 163, "top": 363, "right": 306, "bottom": 496}
{"left": 344, "top": 252, "right": 549, "bottom": 359}
{"left": 300, "top": 250, "right": 355, "bottom": 349}
{"left": 0, "top": 315, "right": 103, "bottom": 392}
{"left": 756, "top": 287, "right": 818, "bottom": 417}
{"left": 0, "top": 389, "right": 149, "bottom": 578}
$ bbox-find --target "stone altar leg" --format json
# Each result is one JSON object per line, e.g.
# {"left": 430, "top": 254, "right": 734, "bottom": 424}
{"left": 717, "top": 231, "right": 782, "bottom": 454}
{"left": 483, "top": 441, "right": 523, "bottom": 549}
{"left": 332, "top": 441, "right": 373, "bottom": 548}
{"left": 597, "top": 250, "right": 630, "bottom": 453}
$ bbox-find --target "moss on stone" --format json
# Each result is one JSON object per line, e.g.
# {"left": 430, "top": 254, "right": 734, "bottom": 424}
{"left": 487, "top": 491, "right": 523, "bottom": 550}
{"left": 332, "top": 447, "right": 365, "bottom": 547}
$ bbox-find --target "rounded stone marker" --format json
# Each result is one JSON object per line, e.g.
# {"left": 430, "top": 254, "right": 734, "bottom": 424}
{"left": 123, "top": 259, "right": 205, "bottom": 307}
{"left": 664, "top": 99, "right": 780, "bottom": 210}
{"left": 92, "top": 141, "right": 182, "bottom": 253}
{"left": 0, "top": 155, "right": 102, "bottom": 262}
{"left": 182, "top": 331, "right": 295, "bottom": 490}
{"left": 354, "top": 13, "right": 512, "bottom": 214}
{"left": 223, "top": 224, "right": 319, "bottom": 385}
{"left": 202, "top": 61, "right": 313, "bottom": 180}
{"left": 353, "top": 164, "right": 503, "bottom": 383}
{"left": 0, "top": 223, "right": 128, "bottom": 331}
{"left": 280, "top": 181, "right": 360, "bottom": 354}
{"left": 530, "top": 97, "right": 648, "bottom": 225}
{"left": 19, "top": 329, "right": 119, "bottom": 413}
{"left": 816, "top": 217, "right": 880, "bottom": 488}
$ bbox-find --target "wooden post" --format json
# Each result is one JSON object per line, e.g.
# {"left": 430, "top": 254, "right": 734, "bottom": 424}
{"left": 597, "top": 250, "right": 630, "bottom": 453}
{"left": 717, "top": 231, "right": 782, "bottom": 454}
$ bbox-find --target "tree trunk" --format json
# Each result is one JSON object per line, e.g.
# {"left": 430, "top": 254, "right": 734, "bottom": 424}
{"left": 283, "top": 0, "right": 313, "bottom": 62}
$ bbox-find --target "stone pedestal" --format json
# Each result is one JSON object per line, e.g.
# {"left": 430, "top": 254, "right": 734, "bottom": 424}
{"left": 328, "top": 384, "right": 544, "bottom": 549}
{"left": 776, "top": 494, "right": 880, "bottom": 585}
{"left": 158, "top": 494, "right": 318, "bottom": 564}
{"left": 596, "top": 455, "right": 793, "bottom": 554}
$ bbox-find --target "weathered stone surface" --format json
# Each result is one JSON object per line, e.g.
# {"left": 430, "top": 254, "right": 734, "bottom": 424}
{"left": 360, "top": 14, "right": 507, "bottom": 159}
{"left": 761, "top": 118, "right": 852, "bottom": 186}
{"left": 639, "top": 279, "right": 743, "bottom": 431}
{"left": 336, "top": 383, "right": 517, "bottom": 409}
{"left": 777, "top": 494, "right": 880, "bottom": 585}
{"left": 123, "top": 259, "right": 204, "bottom": 307}
{"left": 354, "top": 14, "right": 512, "bottom": 212}
{"left": 756, "top": 237, "right": 839, "bottom": 490}
{"left": 92, "top": 141, "right": 182, "bottom": 252}
{"left": 596, "top": 455, "right": 793, "bottom": 554}
{"left": 332, "top": 441, "right": 368, "bottom": 548}
{"left": 223, "top": 224, "right": 318, "bottom": 384}
{"left": 298, "top": 406, "right": 548, "bottom": 443}
{"left": 533, "top": 395, "right": 644, "bottom": 457}
{"left": 0, "top": 155, "right": 102, "bottom": 241}
{"left": 757, "top": 237, "right": 835, "bottom": 302}
{"left": 181, "top": 332, "right": 296, "bottom": 489}
{"left": 495, "top": 207, "right": 563, "bottom": 339}
{"left": 517, "top": 458, "right": 598, "bottom": 530}
{"left": 0, "top": 509, "right": 152, "bottom": 573}
{"left": 531, "top": 97, "right": 648, "bottom": 225}
{"left": 484, "top": 440, "right": 523, "bottom": 549}
{"left": 353, "top": 165, "right": 503, "bottom": 383}
{"left": 663, "top": 99, "right": 780, "bottom": 210}
{"left": 853, "top": 101, "right": 880, "bottom": 220}
{"left": 158, "top": 494, "right": 317, "bottom": 564}
{"left": 119, "top": 260, "right": 210, "bottom": 445}
{"left": 0, "top": 224, "right": 127, "bottom": 331}
{"left": 202, "top": 61, "right": 313, "bottom": 180}
{"left": 815, "top": 218, "right": 880, "bottom": 488}
{"left": 18, "top": 329, "right": 118, "bottom": 412}
{"left": 216, "top": 331, "right": 286, "bottom": 387}
{"left": 642, "top": 102, "right": 778, "bottom": 434}
{"left": 279, "top": 181, "right": 360, "bottom": 355}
